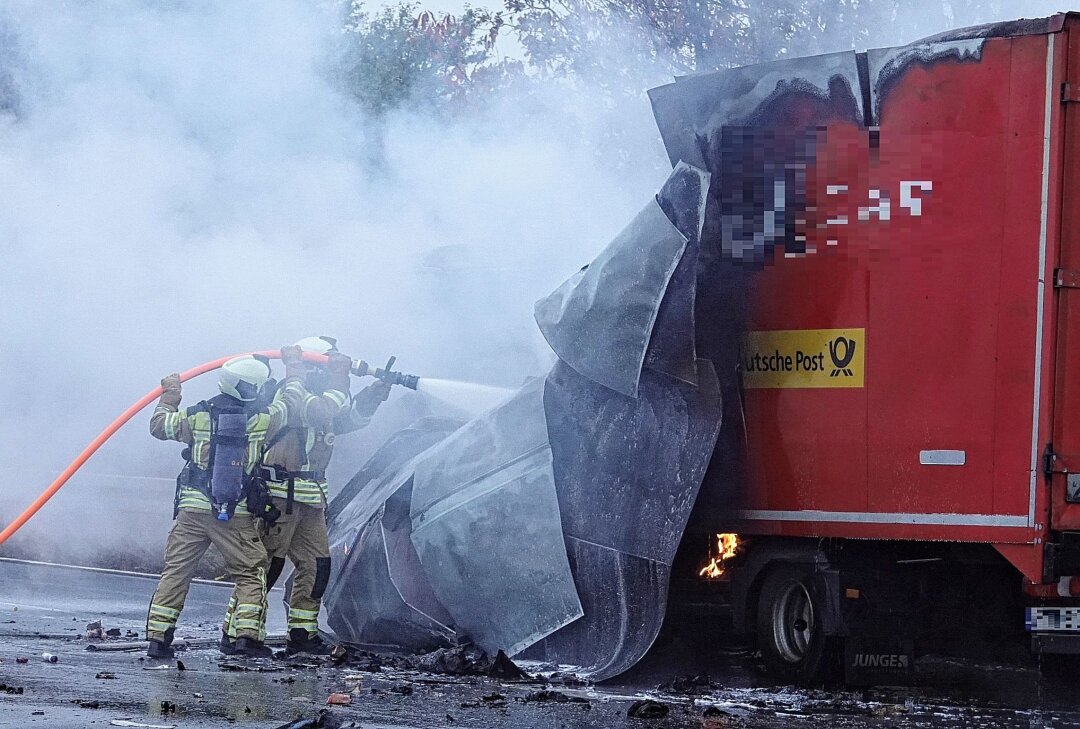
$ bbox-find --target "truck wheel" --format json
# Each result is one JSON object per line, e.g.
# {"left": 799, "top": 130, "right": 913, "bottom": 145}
{"left": 756, "top": 565, "right": 832, "bottom": 684}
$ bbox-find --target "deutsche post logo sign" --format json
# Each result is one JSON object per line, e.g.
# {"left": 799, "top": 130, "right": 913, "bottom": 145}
{"left": 742, "top": 329, "right": 865, "bottom": 388}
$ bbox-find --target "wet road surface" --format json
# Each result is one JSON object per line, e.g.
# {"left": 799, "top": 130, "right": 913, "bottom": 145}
{"left": 1, "top": 559, "right": 1079, "bottom": 727}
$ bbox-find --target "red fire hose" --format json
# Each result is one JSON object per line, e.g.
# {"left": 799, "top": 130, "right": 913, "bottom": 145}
{"left": 0, "top": 349, "right": 329, "bottom": 547}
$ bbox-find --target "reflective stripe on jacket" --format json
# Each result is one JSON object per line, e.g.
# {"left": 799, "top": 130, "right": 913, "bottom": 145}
{"left": 261, "top": 377, "right": 351, "bottom": 508}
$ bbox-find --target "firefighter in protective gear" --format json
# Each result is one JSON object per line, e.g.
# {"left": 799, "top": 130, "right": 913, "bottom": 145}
{"left": 145, "top": 356, "right": 286, "bottom": 659}
{"left": 254, "top": 337, "right": 390, "bottom": 655}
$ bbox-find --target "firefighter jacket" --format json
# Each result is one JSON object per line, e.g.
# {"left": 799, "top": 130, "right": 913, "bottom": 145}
{"left": 151, "top": 394, "right": 288, "bottom": 514}
{"left": 260, "top": 373, "right": 362, "bottom": 508}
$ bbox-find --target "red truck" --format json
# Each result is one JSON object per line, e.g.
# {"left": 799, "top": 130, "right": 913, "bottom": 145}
{"left": 653, "top": 13, "right": 1080, "bottom": 684}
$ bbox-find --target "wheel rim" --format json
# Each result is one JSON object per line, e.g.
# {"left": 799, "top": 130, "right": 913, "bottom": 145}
{"left": 771, "top": 581, "right": 814, "bottom": 663}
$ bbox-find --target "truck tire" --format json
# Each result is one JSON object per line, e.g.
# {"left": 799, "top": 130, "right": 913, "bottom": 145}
{"left": 756, "top": 564, "right": 833, "bottom": 684}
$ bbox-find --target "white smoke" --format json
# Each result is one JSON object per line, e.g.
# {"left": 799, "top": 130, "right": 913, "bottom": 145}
{"left": 0, "top": 0, "right": 1071, "bottom": 564}
{"left": 0, "top": 0, "right": 667, "bottom": 562}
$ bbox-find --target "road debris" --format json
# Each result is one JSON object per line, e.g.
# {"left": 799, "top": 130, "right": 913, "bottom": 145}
{"left": 329, "top": 643, "right": 349, "bottom": 666}
{"left": 219, "top": 660, "right": 283, "bottom": 672}
{"left": 344, "top": 645, "right": 530, "bottom": 679}
{"left": 520, "top": 689, "right": 588, "bottom": 705}
{"left": 628, "top": 699, "right": 670, "bottom": 719}
{"left": 326, "top": 692, "right": 352, "bottom": 706}
{"left": 76, "top": 699, "right": 101, "bottom": 709}
{"left": 273, "top": 709, "right": 344, "bottom": 729}
{"left": 96, "top": 671, "right": 117, "bottom": 679}
{"left": 41, "top": 652, "right": 58, "bottom": 663}
{"left": 659, "top": 673, "right": 712, "bottom": 695}
{"left": 0, "top": 684, "right": 24, "bottom": 695}
{"left": 86, "top": 620, "right": 106, "bottom": 640}
{"left": 15, "top": 657, "right": 28, "bottom": 664}
{"left": 110, "top": 721, "right": 176, "bottom": 729}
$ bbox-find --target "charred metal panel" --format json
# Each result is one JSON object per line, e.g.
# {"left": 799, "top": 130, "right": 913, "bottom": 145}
{"left": 674, "top": 51, "right": 863, "bottom": 127}
{"left": 915, "top": 14, "right": 1065, "bottom": 45}
{"left": 410, "top": 378, "right": 583, "bottom": 657}
{"left": 535, "top": 197, "right": 688, "bottom": 398}
{"left": 327, "top": 416, "right": 464, "bottom": 525}
{"left": 650, "top": 55, "right": 861, "bottom": 265}
{"left": 324, "top": 483, "right": 457, "bottom": 651}
{"left": 645, "top": 162, "right": 710, "bottom": 386}
{"left": 526, "top": 359, "right": 722, "bottom": 678}
{"left": 522, "top": 538, "right": 671, "bottom": 677}
{"left": 652, "top": 51, "right": 863, "bottom": 167}
{"left": 545, "top": 360, "right": 722, "bottom": 565}
{"left": 867, "top": 39, "right": 988, "bottom": 124}
{"left": 325, "top": 162, "right": 721, "bottom": 678}
{"left": 648, "top": 83, "right": 707, "bottom": 169}
{"left": 325, "top": 419, "right": 465, "bottom": 649}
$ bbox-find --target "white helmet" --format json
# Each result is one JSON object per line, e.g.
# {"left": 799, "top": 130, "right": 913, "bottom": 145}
{"left": 219, "top": 355, "right": 272, "bottom": 402}
{"left": 293, "top": 336, "right": 338, "bottom": 355}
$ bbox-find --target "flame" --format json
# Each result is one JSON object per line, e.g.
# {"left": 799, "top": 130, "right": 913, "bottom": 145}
{"left": 698, "top": 533, "right": 740, "bottom": 579}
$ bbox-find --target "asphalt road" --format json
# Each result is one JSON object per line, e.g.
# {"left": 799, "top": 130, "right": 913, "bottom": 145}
{"left": 2, "top": 559, "right": 1080, "bottom": 728}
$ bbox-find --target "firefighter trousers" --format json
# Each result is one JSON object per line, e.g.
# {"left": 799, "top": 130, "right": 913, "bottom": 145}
{"left": 259, "top": 498, "right": 331, "bottom": 637}
{"left": 146, "top": 509, "right": 268, "bottom": 643}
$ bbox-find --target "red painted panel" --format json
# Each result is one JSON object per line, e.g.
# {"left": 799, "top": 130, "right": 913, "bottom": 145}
{"left": 739, "top": 31, "right": 1063, "bottom": 561}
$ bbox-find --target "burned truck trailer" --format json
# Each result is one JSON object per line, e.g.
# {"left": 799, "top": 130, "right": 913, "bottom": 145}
{"left": 656, "top": 12, "right": 1080, "bottom": 683}
{"left": 323, "top": 12, "right": 1080, "bottom": 686}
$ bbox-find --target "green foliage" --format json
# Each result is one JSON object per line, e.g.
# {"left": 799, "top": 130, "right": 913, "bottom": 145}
{"left": 339, "top": 1, "right": 515, "bottom": 115}
{"left": 335, "top": 0, "right": 1000, "bottom": 118}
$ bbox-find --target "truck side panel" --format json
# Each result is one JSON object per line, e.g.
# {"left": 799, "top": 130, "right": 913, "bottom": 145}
{"left": 735, "top": 31, "right": 1063, "bottom": 572}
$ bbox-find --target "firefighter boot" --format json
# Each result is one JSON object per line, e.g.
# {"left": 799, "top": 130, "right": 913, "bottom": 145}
{"left": 219, "top": 631, "right": 237, "bottom": 655}
{"left": 234, "top": 637, "right": 273, "bottom": 658}
{"left": 147, "top": 627, "right": 175, "bottom": 659}
{"left": 285, "top": 627, "right": 332, "bottom": 656}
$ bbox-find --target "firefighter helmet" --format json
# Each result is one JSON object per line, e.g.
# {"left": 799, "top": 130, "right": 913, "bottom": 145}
{"left": 293, "top": 336, "right": 338, "bottom": 355}
{"left": 219, "top": 355, "right": 272, "bottom": 402}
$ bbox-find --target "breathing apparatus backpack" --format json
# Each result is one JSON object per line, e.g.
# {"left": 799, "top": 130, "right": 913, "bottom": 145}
{"left": 173, "top": 394, "right": 278, "bottom": 524}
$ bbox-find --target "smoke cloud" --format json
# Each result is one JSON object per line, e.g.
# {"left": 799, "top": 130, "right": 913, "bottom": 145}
{"left": 0, "top": 0, "right": 1071, "bottom": 565}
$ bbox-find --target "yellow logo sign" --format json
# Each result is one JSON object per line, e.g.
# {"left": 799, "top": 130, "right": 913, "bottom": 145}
{"left": 742, "top": 329, "right": 865, "bottom": 389}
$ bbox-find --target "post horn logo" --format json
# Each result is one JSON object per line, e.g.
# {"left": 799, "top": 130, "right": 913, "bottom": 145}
{"left": 828, "top": 336, "right": 856, "bottom": 377}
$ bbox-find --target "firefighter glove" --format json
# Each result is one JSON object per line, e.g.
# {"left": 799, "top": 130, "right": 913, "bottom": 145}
{"left": 281, "top": 344, "right": 306, "bottom": 379}
{"left": 352, "top": 380, "right": 391, "bottom": 420}
{"left": 280, "top": 345, "right": 304, "bottom": 366}
{"left": 160, "top": 373, "right": 182, "bottom": 408}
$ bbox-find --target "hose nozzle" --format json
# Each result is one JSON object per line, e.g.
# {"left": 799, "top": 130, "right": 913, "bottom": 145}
{"left": 351, "top": 356, "right": 420, "bottom": 390}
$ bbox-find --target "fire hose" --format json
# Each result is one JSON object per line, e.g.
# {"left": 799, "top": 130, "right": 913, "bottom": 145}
{"left": 0, "top": 349, "right": 419, "bottom": 547}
